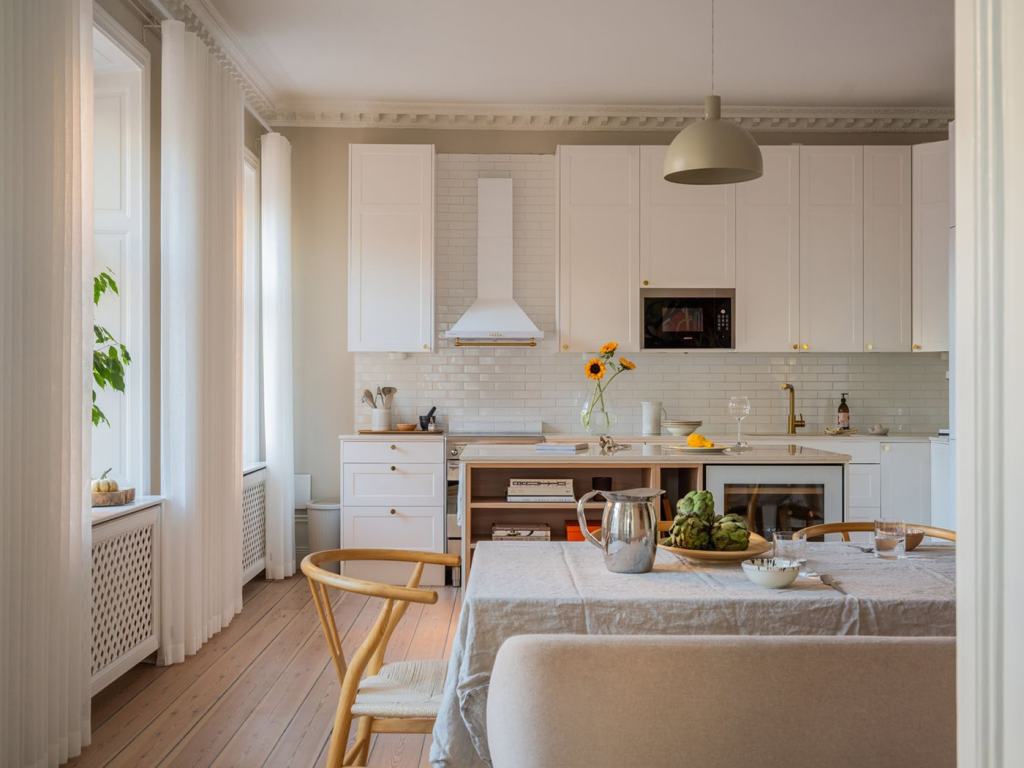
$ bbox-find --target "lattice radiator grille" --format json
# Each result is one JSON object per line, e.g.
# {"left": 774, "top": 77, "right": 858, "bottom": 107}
{"left": 92, "top": 519, "right": 155, "bottom": 676}
{"left": 242, "top": 470, "right": 267, "bottom": 582}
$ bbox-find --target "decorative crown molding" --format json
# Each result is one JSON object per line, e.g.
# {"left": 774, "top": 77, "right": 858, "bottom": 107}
{"left": 152, "top": 0, "right": 278, "bottom": 125}
{"left": 267, "top": 101, "right": 953, "bottom": 132}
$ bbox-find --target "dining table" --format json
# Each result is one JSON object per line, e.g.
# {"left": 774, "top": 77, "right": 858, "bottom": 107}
{"left": 428, "top": 540, "right": 956, "bottom": 768}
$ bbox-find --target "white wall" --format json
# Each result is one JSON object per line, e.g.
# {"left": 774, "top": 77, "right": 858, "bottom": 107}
{"left": 353, "top": 153, "right": 949, "bottom": 437}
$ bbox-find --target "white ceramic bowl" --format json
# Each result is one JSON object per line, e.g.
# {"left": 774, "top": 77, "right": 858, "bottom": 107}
{"left": 741, "top": 557, "right": 801, "bottom": 589}
{"left": 663, "top": 420, "right": 702, "bottom": 436}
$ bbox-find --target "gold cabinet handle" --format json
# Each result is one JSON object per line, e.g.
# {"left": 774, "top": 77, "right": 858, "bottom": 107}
{"left": 866, "top": 343, "right": 874, "bottom": 351}
{"left": 390, "top": 465, "right": 397, "bottom": 472}
{"left": 422, "top": 344, "right": 429, "bottom": 351}
{"left": 562, "top": 343, "right": 569, "bottom": 351}
{"left": 642, "top": 280, "right": 650, "bottom": 287}
{"left": 792, "top": 344, "right": 798, "bottom": 350}
{"left": 801, "top": 343, "right": 810, "bottom": 351}
{"left": 912, "top": 343, "right": 922, "bottom": 351}
{"left": 389, "top": 444, "right": 397, "bottom": 450}
{"left": 389, "top": 508, "right": 397, "bottom": 515}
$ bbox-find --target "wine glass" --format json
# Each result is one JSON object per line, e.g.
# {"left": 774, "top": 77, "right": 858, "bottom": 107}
{"left": 727, "top": 395, "right": 751, "bottom": 448}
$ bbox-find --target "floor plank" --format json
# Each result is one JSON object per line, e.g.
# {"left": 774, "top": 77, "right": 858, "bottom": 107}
{"left": 69, "top": 577, "right": 460, "bottom": 768}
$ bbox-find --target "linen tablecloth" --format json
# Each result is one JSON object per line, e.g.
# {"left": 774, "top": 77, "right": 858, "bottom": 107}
{"left": 429, "top": 541, "right": 955, "bottom": 767}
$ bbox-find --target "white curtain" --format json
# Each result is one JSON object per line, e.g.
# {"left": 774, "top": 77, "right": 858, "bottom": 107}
{"left": 159, "top": 20, "right": 244, "bottom": 664}
{"left": 260, "top": 133, "right": 296, "bottom": 579}
{"left": 0, "top": 0, "right": 93, "bottom": 764}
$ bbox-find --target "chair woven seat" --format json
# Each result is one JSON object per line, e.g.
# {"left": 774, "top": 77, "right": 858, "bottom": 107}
{"left": 351, "top": 658, "right": 448, "bottom": 718}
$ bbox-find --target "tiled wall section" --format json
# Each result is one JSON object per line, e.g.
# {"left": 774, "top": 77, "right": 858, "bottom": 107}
{"left": 354, "top": 154, "right": 949, "bottom": 436}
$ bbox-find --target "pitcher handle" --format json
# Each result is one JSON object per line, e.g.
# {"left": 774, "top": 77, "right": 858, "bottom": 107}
{"left": 577, "top": 490, "right": 603, "bottom": 549}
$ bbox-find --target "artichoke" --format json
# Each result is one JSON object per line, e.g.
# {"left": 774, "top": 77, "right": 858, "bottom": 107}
{"left": 676, "top": 490, "right": 715, "bottom": 525}
{"left": 710, "top": 513, "right": 751, "bottom": 551}
{"left": 674, "top": 514, "right": 712, "bottom": 550}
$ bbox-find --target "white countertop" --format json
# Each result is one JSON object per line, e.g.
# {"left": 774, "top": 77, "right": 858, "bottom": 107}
{"left": 459, "top": 443, "right": 850, "bottom": 465}
{"left": 543, "top": 432, "right": 943, "bottom": 444}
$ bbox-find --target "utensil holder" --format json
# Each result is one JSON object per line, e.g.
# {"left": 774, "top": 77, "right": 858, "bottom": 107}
{"left": 370, "top": 408, "right": 391, "bottom": 432}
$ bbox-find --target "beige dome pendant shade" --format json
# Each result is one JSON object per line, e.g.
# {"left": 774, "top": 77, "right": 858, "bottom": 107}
{"left": 663, "top": 0, "right": 763, "bottom": 185}
{"left": 663, "top": 95, "right": 763, "bottom": 184}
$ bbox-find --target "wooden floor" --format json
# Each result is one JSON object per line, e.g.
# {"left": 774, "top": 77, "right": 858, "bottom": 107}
{"left": 68, "top": 575, "right": 462, "bottom": 768}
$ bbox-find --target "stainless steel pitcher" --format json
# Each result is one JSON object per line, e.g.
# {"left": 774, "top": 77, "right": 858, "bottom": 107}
{"left": 576, "top": 487, "right": 665, "bottom": 573}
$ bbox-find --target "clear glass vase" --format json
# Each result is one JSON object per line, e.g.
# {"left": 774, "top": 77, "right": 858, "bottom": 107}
{"left": 580, "top": 390, "right": 617, "bottom": 435}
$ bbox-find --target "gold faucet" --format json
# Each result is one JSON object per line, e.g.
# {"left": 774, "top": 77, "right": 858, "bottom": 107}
{"left": 781, "top": 383, "right": 806, "bottom": 434}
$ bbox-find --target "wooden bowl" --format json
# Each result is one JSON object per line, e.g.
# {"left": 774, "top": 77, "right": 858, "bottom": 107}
{"left": 658, "top": 533, "right": 771, "bottom": 564}
{"left": 395, "top": 423, "right": 417, "bottom": 431}
{"left": 906, "top": 529, "right": 925, "bottom": 551}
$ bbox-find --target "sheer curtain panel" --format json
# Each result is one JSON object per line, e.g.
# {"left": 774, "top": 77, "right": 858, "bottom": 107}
{"left": 159, "top": 20, "right": 244, "bottom": 664}
{"left": 260, "top": 133, "right": 296, "bottom": 578}
{"left": 0, "top": 0, "right": 94, "bottom": 764}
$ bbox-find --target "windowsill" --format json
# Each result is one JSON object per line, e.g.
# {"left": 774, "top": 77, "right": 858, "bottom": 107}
{"left": 243, "top": 462, "right": 267, "bottom": 476}
{"left": 91, "top": 495, "right": 164, "bottom": 527}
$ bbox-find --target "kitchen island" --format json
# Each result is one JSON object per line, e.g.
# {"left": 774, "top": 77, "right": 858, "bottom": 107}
{"left": 458, "top": 442, "right": 850, "bottom": 581}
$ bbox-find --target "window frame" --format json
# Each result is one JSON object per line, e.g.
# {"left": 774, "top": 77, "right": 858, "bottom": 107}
{"left": 242, "top": 147, "right": 265, "bottom": 466}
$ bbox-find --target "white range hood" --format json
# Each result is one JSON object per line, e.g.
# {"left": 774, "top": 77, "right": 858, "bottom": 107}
{"left": 445, "top": 177, "right": 544, "bottom": 346}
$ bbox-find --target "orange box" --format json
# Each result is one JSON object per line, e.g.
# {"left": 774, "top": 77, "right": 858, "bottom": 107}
{"left": 566, "top": 520, "right": 602, "bottom": 541}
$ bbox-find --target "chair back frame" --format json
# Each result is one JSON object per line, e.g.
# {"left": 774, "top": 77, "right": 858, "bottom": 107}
{"left": 794, "top": 522, "right": 956, "bottom": 542}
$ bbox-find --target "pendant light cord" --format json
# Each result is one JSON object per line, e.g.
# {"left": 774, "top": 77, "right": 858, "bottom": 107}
{"left": 710, "top": 0, "right": 715, "bottom": 94}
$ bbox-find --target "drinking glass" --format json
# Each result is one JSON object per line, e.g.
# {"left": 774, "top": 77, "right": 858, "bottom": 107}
{"left": 772, "top": 530, "right": 807, "bottom": 565}
{"left": 873, "top": 520, "right": 907, "bottom": 559}
{"left": 728, "top": 396, "right": 751, "bottom": 448}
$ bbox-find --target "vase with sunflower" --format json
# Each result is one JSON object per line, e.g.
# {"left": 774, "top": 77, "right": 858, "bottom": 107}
{"left": 580, "top": 342, "right": 636, "bottom": 434}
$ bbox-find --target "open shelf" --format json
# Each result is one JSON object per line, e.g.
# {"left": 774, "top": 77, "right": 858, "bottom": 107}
{"left": 470, "top": 497, "right": 605, "bottom": 510}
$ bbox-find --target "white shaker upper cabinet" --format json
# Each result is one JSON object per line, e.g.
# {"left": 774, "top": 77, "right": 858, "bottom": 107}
{"left": 639, "top": 146, "right": 735, "bottom": 289}
{"left": 799, "top": 146, "right": 864, "bottom": 353}
{"left": 863, "top": 146, "right": 912, "bottom": 352}
{"left": 912, "top": 140, "right": 951, "bottom": 352}
{"left": 735, "top": 146, "right": 800, "bottom": 352}
{"left": 348, "top": 144, "right": 434, "bottom": 352}
{"left": 558, "top": 146, "right": 640, "bottom": 353}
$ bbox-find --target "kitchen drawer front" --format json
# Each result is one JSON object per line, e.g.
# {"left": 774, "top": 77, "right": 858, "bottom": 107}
{"left": 848, "top": 464, "right": 882, "bottom": 508}
{"left": 342, "top": 505, "right": 444, "bottom": 585}
{"left": 797, "top": 438, "right": 881, "bottom": 464}
{"left": 342, "top": 440, "right": 444, "bottom": 464}
{"left": 343, "top": 463, "right": 445, "bottom": 507}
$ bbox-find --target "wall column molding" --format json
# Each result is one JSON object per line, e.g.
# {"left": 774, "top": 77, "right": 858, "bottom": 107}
{"left": 954, "top": 0, "right": 1024, "bottom": 764}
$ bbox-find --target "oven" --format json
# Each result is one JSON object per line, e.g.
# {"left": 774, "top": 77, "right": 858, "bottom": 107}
{"left": 704, "top": 464, "right": 843, "bottom": 538}
{"left": 642, "top": 290, "right": 733, "bottom": 349}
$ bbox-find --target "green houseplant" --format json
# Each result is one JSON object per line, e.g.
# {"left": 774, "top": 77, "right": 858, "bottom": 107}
{"left": 92, "top": 269, "right": 131, "bottom": 426}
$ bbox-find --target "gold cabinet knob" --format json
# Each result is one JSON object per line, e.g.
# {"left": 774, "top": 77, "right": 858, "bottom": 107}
{"left": 389, "top": 508, "right": 397, "bottom": 515}
{"left": 389, "top": 444, "right": 397, "bottom": 450}
{"left": 562, "top": 343, "right": 569, "bottom": 351}
{"left": 422, "top": 344, "right": 429, "bottom": 351}
{"left": 642, "top": 280, "right": 650, "bottom": 287}
{"left": 801, "top": 343, "right": 809, "bottom": 351}
{"left": 390, "top": 465, "right": 397, "bottom": 472}
{"left": 912, "top": 343, "right": 922, "bottom": 351}
{"left": 792, "top": 344, "right": 798, "bottom": 350}
{"left": 866, "top": 343, "right": 874, "bottom": 351}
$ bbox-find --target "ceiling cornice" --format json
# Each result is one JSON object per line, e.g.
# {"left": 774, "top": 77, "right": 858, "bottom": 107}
{"left": 155, "top": 0, "right": 278, "bottom": 125}
{"left": 266, "top": 102, "right": 953, "bottom": 132}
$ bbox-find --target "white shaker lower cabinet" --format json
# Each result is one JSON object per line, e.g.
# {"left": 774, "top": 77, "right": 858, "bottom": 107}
{"left": 340, "top": 434, "right": 445, "bottom": 585}
{"left": 735, "top": 146, "right": 800, "bottom": 352}
{"left": 863, "top": 146, "right": 912, "bottom": 352}
{"left": 798, "top": 146, "right": 864, "bottom": 353}
{"left": 912, "top": 140, "right": 951, "bottom": 352}
{"left": 557, "top": 145, "right": 640, "bottom": 353}
{"left": 639, "top": 146, "right": 735, "bottom": 289}
{"left": 348, "top": 144, "right": 434, "bottom": 353}
{"left": 880, "top": 441, "right": 932, "bottom": 526}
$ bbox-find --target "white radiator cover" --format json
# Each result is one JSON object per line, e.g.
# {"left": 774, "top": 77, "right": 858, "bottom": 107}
{"left": 242, "top": 468, "right": 267, "bottom": 583}
{"left": 91, "top": 504, "right": 161, "bottom": 694}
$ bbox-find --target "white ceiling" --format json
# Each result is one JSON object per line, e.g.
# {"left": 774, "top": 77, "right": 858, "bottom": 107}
{"left": 205, "top": 0, "right": 953, "bottom": 110}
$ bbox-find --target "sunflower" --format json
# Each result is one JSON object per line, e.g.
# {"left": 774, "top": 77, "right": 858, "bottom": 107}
{"left": 585, "top": 358, "right": 606, "bottom": 381}
{"left": 599, "top": 341, "right": 618, "bottom": 356}
{"left": 619, "top": 357, "right": 636, "bottom": 371}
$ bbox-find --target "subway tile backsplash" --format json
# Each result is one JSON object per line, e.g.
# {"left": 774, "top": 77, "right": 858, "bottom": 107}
{"left": 355, "top": 154, "right": 949, "bottom": 436}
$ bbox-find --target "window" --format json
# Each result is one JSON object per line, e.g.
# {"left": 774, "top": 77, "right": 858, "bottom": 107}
{"left": 90, "top": 18, "right": 150, "bottom": 491}
{"left": 242, "top": 150, "right": 264, "bottom": 466}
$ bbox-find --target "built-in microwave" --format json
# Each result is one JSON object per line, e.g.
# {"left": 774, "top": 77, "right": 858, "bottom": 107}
{"left": 642, "top": 290, "right": 734, "bottom": 349}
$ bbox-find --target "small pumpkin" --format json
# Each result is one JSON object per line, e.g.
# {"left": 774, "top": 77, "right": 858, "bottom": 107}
{"left": 91, "top": 468, "right": 118, "bottom": 493}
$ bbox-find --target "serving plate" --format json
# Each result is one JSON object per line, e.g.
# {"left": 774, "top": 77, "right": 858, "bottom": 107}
{"left": 658, "top": 533, "right": 771, "bottom": 564}
{"left": 666, "top": 445, "right": 731, "bottom": 454}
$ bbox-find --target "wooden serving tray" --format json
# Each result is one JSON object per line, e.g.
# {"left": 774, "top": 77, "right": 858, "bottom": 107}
{"left": 91, "top": 487, "right": 136, "bottom": 507}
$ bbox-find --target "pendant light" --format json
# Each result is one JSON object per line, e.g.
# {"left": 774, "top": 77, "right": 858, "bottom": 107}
{"left": 663, "top": 0, "right": 762, "bottom": 184}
